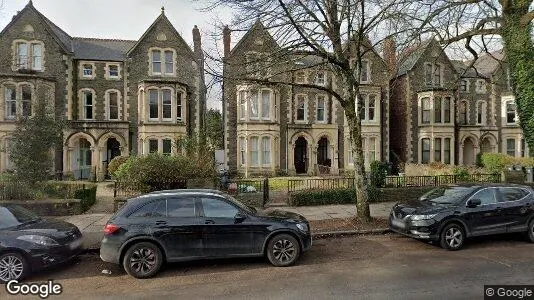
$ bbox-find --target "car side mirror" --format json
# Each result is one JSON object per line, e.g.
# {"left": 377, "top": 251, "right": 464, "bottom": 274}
{"left": 234, "top": 213, "right": 247, "bottom": 224}
{"left": 467, "top": 199, "right": 482, "bottom": 208}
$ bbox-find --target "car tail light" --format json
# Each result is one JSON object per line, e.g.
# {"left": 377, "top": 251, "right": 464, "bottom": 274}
{"left": 103, "top": 223, "right": 120, "bottom": 235}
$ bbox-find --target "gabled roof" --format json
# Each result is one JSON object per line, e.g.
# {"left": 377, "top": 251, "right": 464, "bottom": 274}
{"left": 451, "top": 60, "right": 480, "bottom": 78}
{"left": 228, "top": 20, "right": 279, "bottom": 56}
{"left": 0, "top": 1, "right": 73, "bottom": 53}
{"left": 396, "top": 39, "right": 433, "bottom": 76}
{"left": 126, "top": 10, "right": 195, "bottom": 59}
{"left": 72, "top": 38, "right": 136, "bottom": 61}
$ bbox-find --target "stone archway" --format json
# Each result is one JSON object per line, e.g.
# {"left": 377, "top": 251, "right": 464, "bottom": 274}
{"left": 64, "top": 132, "right": 96, "bottom": 180}
{"left": 480, "top": 134, "right": 497, "bottom": 155}
{"left": 294, "top": 136, "right": 308, "bottom": 174}
{"left": 463, "top": 137, "right": 476, "bottom": 165}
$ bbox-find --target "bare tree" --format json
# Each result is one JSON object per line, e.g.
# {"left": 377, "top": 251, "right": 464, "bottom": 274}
{"left": 203, "top": 0, "right": 421, "bottom": 222}
{"left": 415, "top": 0, "right": 534, "bottom": 150}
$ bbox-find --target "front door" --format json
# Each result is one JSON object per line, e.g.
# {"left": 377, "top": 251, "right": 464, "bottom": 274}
{"left": 199, "top": 196, "right": 254, "bottom": 257}
{"left": 294, "top": 137, "right": 308, "bottom": 174}
{"left": 464, "top": 188, "right": 506, "bottom": 236}
{"left": 105, "top": 138, "right": 121, "bottom": 178}
{"left": 78, "top": 139, "right": 92, "bottom": 180}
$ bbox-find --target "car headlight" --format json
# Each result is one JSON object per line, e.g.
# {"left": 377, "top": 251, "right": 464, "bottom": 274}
{"left": 296, "top": 223, "right": 309, "bottom": 232}
{"left": 17, "top": 235, "right": 59, "bottom": 246}
{"left": 409, "top": 214, "right": 437, "bottom": 221}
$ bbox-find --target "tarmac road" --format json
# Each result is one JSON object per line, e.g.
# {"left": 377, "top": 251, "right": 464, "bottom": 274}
{"left": 2, "top": 233, "right": 534, "bottom": 300}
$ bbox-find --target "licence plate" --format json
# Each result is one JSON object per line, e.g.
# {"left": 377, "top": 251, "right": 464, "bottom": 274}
{"left": 69, "top": 238, "right": 83, "bottom": 250}
{"left": 391, "top": 218, "right": 405, "bottom": 229}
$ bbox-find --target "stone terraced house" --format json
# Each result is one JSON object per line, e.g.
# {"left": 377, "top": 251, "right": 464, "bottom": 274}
{"left": 222, "top": 21, "right": 390, "bottom": 176}
{"left": 389, "top": 40, "right": 527, "bottom": 168}
{"left": 0, "top": 2, "right": 206, "bottom": 180}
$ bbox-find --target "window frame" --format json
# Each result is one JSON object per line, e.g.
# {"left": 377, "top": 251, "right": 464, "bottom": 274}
{"left": 421, "top": 138, "right": 430, "bottom": 164}
{"left": 4, "top": 84, "right": 16, "bottom": 120}
{"left": 421, "top": 97, "right": 431, "bottom": 124}
{"left": 250, "top": 137, "right": 259, "bottom": 166}
{"left": 107, "top": 64, "right": 120, "bottom": 79}
{"left": 262, "top": 136, "right": 271, "bottom": 166}
{"left": 505, "top": 100, "right": 517, "bottom": 125}
{"left": 106, "top": 90, "right": 120, "bottom": 120}
{"left": 148, "top": 89, "right": 159, "bottom": 121}
{"left": 506, "top": 138, "right": 516, "bottom": 157}
{"left": 82, "top": 90, "right": 94, "bottom": 120}
{"left": 162, "top": 139, "right": 172, "bottom": 156}
{"left": 475, "top": 79, "right": 487, "bottom": 94}
{"left": 14, "top": 41, "right": 44, "bottom": 71}
{"left": 316, "top": 94, "right": 327, "bottom": 123}
{"left": 295, "top": 94, "right": 308, "bottom": 122}
{"left": 161, "top": 89, "right": 173, "bottom": 121}
{"left": 477, "top": 100, "right": 487, "bottom": 125}
{"left": 151, "top": 49, "right": 162, "bottom": 74}
{"left": 315, "top": 71, "right": 326, "bottom": 86}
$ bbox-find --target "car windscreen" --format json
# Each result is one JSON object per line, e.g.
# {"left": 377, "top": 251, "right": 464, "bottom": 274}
{"left": 0, "top": 205, "right": 41, "bottom": 229}
{"left": 419, "top": 186, "right": 477, "bottom": 204}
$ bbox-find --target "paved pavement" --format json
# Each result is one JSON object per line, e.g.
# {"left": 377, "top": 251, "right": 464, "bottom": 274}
{"left": 57, "top": 202, "right": 396, "bottom": 249}
{"left": 5, "top": 234, "right": 534, "bottom": 299}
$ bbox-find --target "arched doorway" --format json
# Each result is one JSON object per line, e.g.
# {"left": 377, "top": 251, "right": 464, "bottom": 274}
{"left": 294, "top": 136, "right": 308, "bottom": 174}
{"left": 77, "top": 138, "right": 92, "bottom": 180}
{"left": 317, "top": 137, "right": 330, "bottom": 174}
{"left": 105, "top": 138, "right": 121, "bottom": 178}
{"left": 463, "top": 137, "right": 475, "bottom": 165}
{"left": 480, "top": 137, "right": 492, "bottom": 154}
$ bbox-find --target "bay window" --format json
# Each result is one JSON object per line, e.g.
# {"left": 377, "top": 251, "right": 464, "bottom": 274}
{"left": 176, "top": 91, "right": 183, "bottom": 121}
{"left": 21, "top": 85, "right": 32, "bottom": 117}
{"left": 162, "top": 89, "right": 172, "bottom": 120}
{"left": 262, "top": 137, "right": 271, "bottom": 165}
{"left": 5, "top": 85, "right": 16, "bottom": 119}
{"left": 421, "top": 97, "right": 431, "bottom": 124}
{"left": 434, "top": 138, "right": 441, "bottom": 162}
{"left": 162, "top": 139, "right": 172, "bottom": 155}
{"left": 261, "top": 90, "right": 271, "bottom": 119}
{"left": 250, "top": 137, "right": 259, "bottom": 166}
{"left": 239, "top": 137, "right": 246, "bottom": 166}
{"left": 15, "top": 41, "right": 43, "bottom": 71}
{"left": 148, "top": 90, "right": 159, "bottom": 120}
{"left": 421, "top": 138, "right": 430, "bottom": 164}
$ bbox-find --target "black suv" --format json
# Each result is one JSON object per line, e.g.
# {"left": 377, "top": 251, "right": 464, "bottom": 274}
{"left": 100, "top": 189, "right": 312, "bottom": 278}
{"left": 389, "top": 184, "right": 534, "bottom": 250}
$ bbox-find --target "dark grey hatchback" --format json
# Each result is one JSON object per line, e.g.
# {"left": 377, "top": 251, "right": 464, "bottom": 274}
{"left": 100, "top": 189, "right": 312, "bottom": 278}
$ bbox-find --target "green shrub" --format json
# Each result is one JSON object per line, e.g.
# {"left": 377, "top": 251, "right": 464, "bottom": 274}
{"left": 370, "top": 161, "right": 388, "bottom": 188}
{"left": 108, "top": 156, "right": 129, "bottom": 178}
{"left": 481, "top": 153, "right": 514, "bottom": 172}
{"left": 452, "top": 166, "right": 470, "bottom": 181}
{"left": 289, "top": 188, "right": 357, "bottom": 206}
{"left": 115, "top": 153, "right": 217, "bottom": 193}
{"left": 74, "top": 186, "right": 97, "bottom": 212}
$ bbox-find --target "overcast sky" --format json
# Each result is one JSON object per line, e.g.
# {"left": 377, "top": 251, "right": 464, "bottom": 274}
{"left": 0, "top": 0, "right": 231, "bottom": 110}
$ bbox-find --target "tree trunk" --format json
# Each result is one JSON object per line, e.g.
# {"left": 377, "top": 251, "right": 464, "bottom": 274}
{"left": 501, "top": 4, "right": 534, "bottom": 150}
{"left": 345, "top": 107, "right": 372, "bottom": 222}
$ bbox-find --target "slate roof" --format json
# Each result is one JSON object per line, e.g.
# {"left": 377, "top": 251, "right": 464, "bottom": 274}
{"left": 451, "top": 60, "right": 480, "bottom": 78}
{"left": 396, "top": 39, "right": 433, "bottom": 77}
{"left": 72, "top": 38, "right": 136, "bottom": 61}
{"left": 35, "top": 9, "right": 74, "bottom": 52}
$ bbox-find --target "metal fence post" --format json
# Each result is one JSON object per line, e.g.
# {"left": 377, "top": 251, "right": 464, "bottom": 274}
{"left": 263, "top": 178, "right": 269, "bottom": 208}
{"left": 114, "top": 181, "right": 117, "bottom": 198}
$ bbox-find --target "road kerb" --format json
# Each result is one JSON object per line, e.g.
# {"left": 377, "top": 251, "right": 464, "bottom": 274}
{"left": 312, "top": 228, "right": 391, "bottom": 239}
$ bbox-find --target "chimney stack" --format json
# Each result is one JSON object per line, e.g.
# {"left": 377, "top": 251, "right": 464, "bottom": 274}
{"left": 223, "top": 25, "right": 231, "bottom": 58}
{"left": 383, "top": 37, "right": 397, "bottom": 76}
{"left": 192, "top": 25, "right": 203, "bottom": 60}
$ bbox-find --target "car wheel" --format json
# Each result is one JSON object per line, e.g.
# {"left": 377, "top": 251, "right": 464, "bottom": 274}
{"left": 440, "top": 223, "right": 465, "bottom": 251}
{"left": 0, "top": 252, "right": 28, "bottom": 283}
{"left": 266, "top": 234, "right": 300, "bottom": 267}
{"left": 122, "top": 242, "right": 163, "bottom": 279}
{"left": 527, "top": 219, "right": 534, "bottom": 243}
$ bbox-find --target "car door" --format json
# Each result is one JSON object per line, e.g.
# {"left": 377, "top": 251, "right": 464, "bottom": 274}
{"left": 199, "top": 196, "right": 254, "bottom": 257}
{"left": 127, "top": 197, "right": 170, "bottom": 241}
{"left": 496, "top": 187, "right": 532, "bottom": 233}
{"left": 463, "top": 187, "right": 507, "bottom": 236}
{"left": 163, "top": 196, "right": 204, "bottom": 259}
